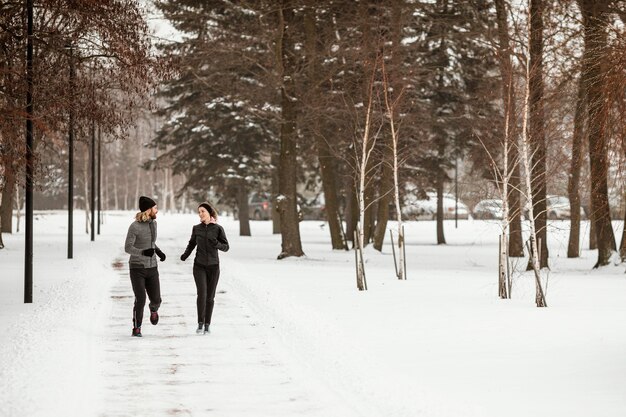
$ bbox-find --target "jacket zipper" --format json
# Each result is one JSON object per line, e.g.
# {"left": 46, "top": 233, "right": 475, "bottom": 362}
{"left": 205, "top": 224, "right": 210, "bottom": 265}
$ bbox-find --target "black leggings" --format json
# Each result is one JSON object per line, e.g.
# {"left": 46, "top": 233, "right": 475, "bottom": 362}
{"left": 130, "top": 267, "right": 161, "bottom": 327}
{"left": 193, "top": 264, "right": 220, "bottom": 325}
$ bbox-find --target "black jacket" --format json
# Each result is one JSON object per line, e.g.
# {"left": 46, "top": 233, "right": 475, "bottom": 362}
{"left": 181, "top": 223, "right": 229, "bottom": 266}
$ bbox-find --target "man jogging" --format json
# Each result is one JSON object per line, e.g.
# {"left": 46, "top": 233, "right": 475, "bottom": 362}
{"left": 124, "top": 196, "right": 166, "bottom": 337}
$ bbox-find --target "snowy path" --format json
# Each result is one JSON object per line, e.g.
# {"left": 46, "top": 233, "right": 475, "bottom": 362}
{"left": 100, "top": 243, "right": 359, "bottom": 417}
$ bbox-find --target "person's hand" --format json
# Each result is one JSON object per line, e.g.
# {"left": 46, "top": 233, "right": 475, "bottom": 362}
{"left": 208, "top": 238, "right": 217, "bottom": 246}
{"left": 155, "top": 248, "right": 166, "bottom": 262}
{"left": 180, "top": 254, "right": 188, "bottom": 261}
{"left": 142, "top": 248, "right": 155, "bottom": 257}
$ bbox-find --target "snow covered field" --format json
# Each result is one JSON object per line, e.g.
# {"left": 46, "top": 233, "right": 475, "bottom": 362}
{"left": 1, "top": 211, "right": 625, "bottom": 417}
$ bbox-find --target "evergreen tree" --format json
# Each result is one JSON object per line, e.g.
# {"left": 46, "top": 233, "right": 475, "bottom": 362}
{"left": 153, "top": 1, "right": 276, "bottom": 235}
{"left": 407, "top": 0, "right": 500, "bottom": 244}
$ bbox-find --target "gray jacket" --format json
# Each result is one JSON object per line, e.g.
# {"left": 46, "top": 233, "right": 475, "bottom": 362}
{"left": 124, "top": 219, "right": 161, "bottom": 269}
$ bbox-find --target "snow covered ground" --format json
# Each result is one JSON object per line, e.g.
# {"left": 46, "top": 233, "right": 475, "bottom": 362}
{"left": 1, "top": 210, "right": 625, "bottom": 417}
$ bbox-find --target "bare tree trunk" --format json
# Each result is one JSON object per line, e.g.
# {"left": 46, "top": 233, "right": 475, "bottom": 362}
{"left": 436, "top": 175, "right": 446, "bottom": 244}
{"left": 114, "top": 169, "right": 119, "bottom": 210}
{"left": 124, "top": 169, "right": 129, "bottom": 211}
{"left": 567, "top": 65, "right": 588, "bottom": 258}
{"left": 619, "top": 193, "right": 626, "bottom": 262}
{"left": 271, "top": 151, "right": 280, "bottom": 234}
{"left": 359, "top": 1, "right": 377, "bottom": 249}
{"left": 237, "top": 179, "right": 251, "bottom": 236}
{"left": 354, "top": 53, "right": 379, "bottom": 290}
{"left": 619, "top": 94, "right": 626, "bottom": 262}
{"left": 434, "top": 9, "right": 447, "bottom": 246}
{"left": 590, "top": 215, "right": 597, "bottom": 249}
{"left": 318, "top": 139, "right": 347, "bottom": 249}
{"left": 528, "top": 0, "right": 549, "bottom": 269}
{"left": 619, "top": 125, "right": 626, "bottom": 262}
{"left": 381, "top": 50, "right": 406, "bottom": 279}
{"left": 84, "top": 144, "right": 90, "bottom": 234}
{"left": 580, "top": 0, "right": 617, "bottom": 267}
{"left": 373, "top": 140, "right": 393, "bottom": 251}
{"left": 495, "top": 0, "right": 523, "bottom": 257}
{"left": 15, "top": 182, "right": 21, "bottom": 233}
{"left": 507, "top": 147, "right": 524, "bottom": 257}
{"left": 304, "top": 7, "right": 346, "bottom": 250}
{"left": 104, "top": 156, "right": 109, "bottom": 211}
{"left": 362, "top": 172, "right": 376, "bottom": 247}
{"left": 0, "top": 56, "right": 15, "bottom": 244}
{"left": 168, "top": 169, "right": 176, "bottom": 212}
{"left": 345, "top": 177, "right": 358, "bottom": 248}
{"left": 0, "top": 180, "right": 4, "bottom": 249}
{"left": 276, "top": 0, "right": 304, "bottom": 259}
{"left": 372, "top": 165, "right": 390, "bottom": 250}
{"left": 161, "top": 169, "right": 168, "bottom": 212}
{"left": 498, "top": 234, "right": 509, "bottom": 298}
{"left": 1, "top": 164, "right": 15, "bottom": 233}
{"left": 374, "top": 0, "right": 404, "bottom": 253}
{"left": 135, "top": 127, "right": 142, "bottom": 207}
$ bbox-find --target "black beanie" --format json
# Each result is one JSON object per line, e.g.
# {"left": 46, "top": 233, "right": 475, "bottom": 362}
{"left": 139, "top": 196, "right": 156, "bottom": 212}
{"left": 198, "top": 202, "right": 215, "bottom": 216}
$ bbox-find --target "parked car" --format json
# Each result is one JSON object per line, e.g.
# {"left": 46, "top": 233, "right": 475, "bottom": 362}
{"left": 249, "top": 191, "right": 272, "bottom": 220}
{"left": 523, "top": 195, "right": 586, "bottom": 220}
{"left": 473, "top": 199, "right": 504, "bottom": 220}
{"left": 402, "top": 191, "right": 470, "bottom": 220}
{"left": 234, "top": 192, "right": 303, "bottom": 221}
{"left": 546, "top": 195, "right": 572, "bottom": 219}
{"left": 301, "top": 193, "right": 326, "bottom": 220}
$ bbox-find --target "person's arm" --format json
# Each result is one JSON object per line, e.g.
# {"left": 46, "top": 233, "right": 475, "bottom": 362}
{"left": 153, "top": 222, "right": 165, "bottom": 261}
{"left": 152, "top": 221, "right": 164, "bottom": 257}
{"left": 124, "top": 224, "right": 144, "bottom": 256}
{"left": 180, "top": 227, "right": 197, "bottom": 260}
{"left": 153, "top": 221, "right": 159, "bottom": 251}
{"left": 215, "top": 226, "right": 229, "bottom": 252}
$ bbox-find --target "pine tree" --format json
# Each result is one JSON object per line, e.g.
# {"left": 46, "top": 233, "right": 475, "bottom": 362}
{"left": 153, "top": 1, "right": 276, "bottom": 236}
{"left": 408, "top": 0, "right": 500, "bottom": 244}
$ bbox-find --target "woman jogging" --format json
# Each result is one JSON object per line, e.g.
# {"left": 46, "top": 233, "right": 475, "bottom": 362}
{"left": 124, "top": 196, "right": 166, "bottom": 337}
{"left": 180, "top": 202, "right": 229, "bottom": 334}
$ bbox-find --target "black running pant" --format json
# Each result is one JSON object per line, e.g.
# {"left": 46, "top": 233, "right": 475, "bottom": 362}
{"left": 193, "top": 264, "right": 220, "bottom": 325}
{"left": 130, "top": 267, "right": 161, "bottom": 327}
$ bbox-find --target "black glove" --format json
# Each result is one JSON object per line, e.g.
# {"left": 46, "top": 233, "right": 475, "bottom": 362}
{"left": 180, "top": 253, "right": 188, "bottom": 261}
{"left": 155, "top": 248, "right": 166, "bottom": 262}
{"left": 208, "top": 238, "right": 217, "bottom": 246}
{"left": 142, "top": 248, "right": 155, "bottom": 257}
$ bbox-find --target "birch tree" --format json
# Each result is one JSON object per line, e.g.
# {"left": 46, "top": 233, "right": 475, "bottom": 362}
{"left": 354, "top": 55, "right": 381, "bottom": 291}
{"left": 521, "top": 0, "right": 548, "bottom": 307}
{"left": 381, "top": 58, "right": 406, "bottom": 280}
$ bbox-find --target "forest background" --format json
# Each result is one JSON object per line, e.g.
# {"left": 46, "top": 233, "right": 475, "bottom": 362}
{"left": 0, "top": 0, "right": 624, "bottom": 269}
